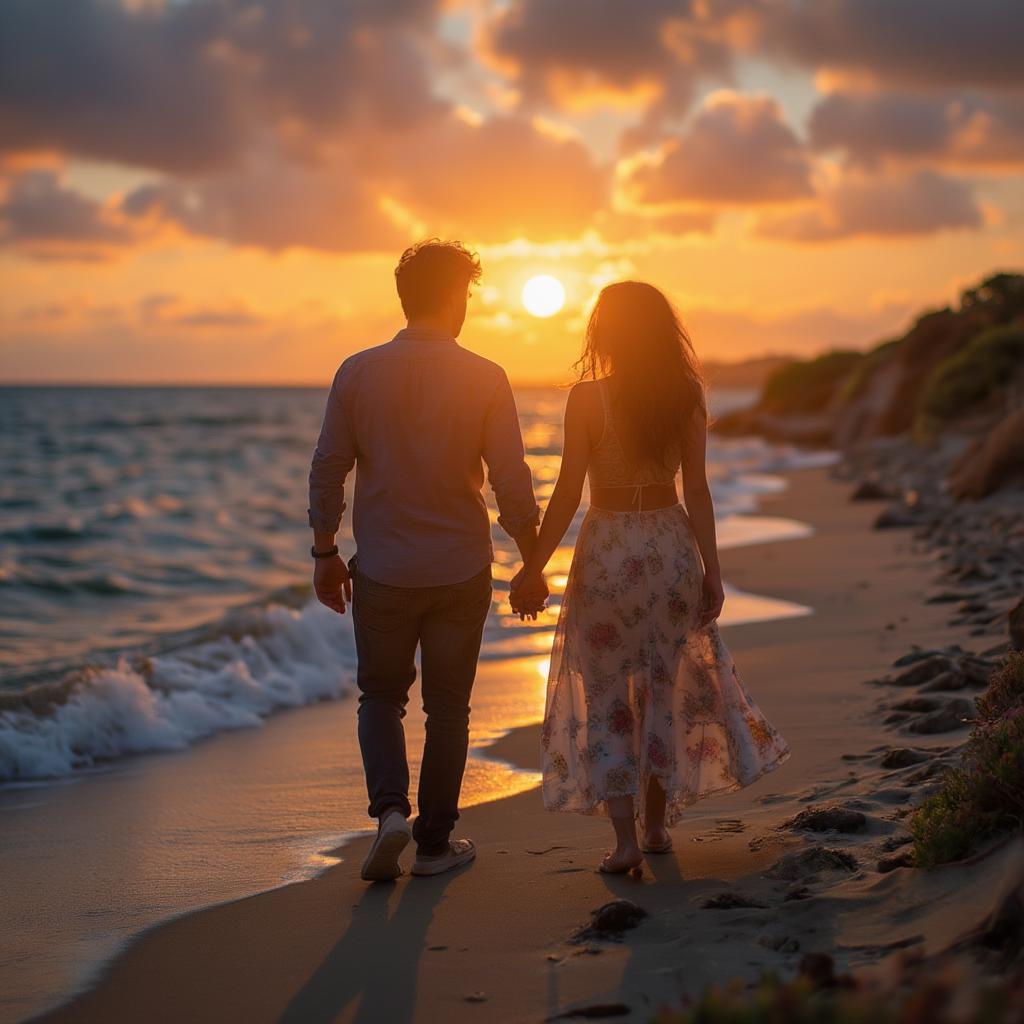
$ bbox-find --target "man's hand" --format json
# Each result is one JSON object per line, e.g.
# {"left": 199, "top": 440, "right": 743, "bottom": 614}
{"left": 699, "top": 571, "right": 725, "bottom": 628}
{"left": 314, "top": 554, "right": 352, "bottom": 615}
{"left": 510, "top": 567, "right": 548, "bottom": 621}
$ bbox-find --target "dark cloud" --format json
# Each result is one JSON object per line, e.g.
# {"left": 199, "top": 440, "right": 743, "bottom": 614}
{"left": 122, "top": 144, "right": 407, "bottom": 253}
{"left": 624, "top": 93, "right": 813, "bottom": 205}
{"left": 0, "top": 0, "right": 445, "bottom": 173}
{"left": 758, "top": 0, "right": 1024, "bottom": 90}
{"left": 808, "top": 91, "right": 1024, "bottom": 169}
{"left": 482, "top": 0, "right": 731, "bottom": 118}
{"left": 0, "top": 168, "right": 134, "bottom": 256}
{"left": 755, "top": 169, "right": 983, "bottom": 242}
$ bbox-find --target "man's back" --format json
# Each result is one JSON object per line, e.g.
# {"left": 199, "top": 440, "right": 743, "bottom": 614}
{"left": 308, "top": 326, "right": 538, "bottom": 587}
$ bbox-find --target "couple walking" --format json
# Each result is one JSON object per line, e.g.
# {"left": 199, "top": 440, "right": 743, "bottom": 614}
{"left": 308, "top": 239, "right": 788, "bottom": 882}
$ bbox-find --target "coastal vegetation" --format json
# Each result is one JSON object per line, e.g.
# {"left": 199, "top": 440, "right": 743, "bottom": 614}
{"left": 912, "top": 653, "right": 1024, "bottom": 868}
{"left": 653, "top": 960, "right": 1024, "bottom": 1023}
{"left": 715, "top": 271, "right": 1024, "bottom": 453}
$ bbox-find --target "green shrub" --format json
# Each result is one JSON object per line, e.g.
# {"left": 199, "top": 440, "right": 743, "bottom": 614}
{"left": 760, "top": 351, "right": 864, "bottom": 415}
{"left": 652, "top": 969, "right": 1022, "bottom": 1023}
{"left": 912, "top": 655, "right": 1024, "bottom": 868}
{"left": 917, "top": 325, "right": 1024, "bottom": 427}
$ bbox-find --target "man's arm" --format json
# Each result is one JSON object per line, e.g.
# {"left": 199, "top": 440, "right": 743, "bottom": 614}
{"left": 481, "top": 369, "right": 545, "bottom": 617}
{"left": 308, "top": 365, "right": 357, "bottom": 614}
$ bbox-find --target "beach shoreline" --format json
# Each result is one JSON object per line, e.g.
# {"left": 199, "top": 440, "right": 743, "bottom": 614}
{"left": 28, "top": 463, "right": 1014, "bottom": 1024}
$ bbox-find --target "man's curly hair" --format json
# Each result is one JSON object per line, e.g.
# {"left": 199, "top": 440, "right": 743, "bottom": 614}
{"left": 394, "top": 239, "right": 482, "bottom": 318}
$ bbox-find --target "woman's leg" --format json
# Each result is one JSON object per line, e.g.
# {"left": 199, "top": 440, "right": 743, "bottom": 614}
{"left": 602, "top": 795, "right": 643, "bottom": 872}
{"left": 643, "top": 777, "right": 671, "bottom": 850}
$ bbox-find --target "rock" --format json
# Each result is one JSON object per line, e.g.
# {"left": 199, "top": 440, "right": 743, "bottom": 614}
{"left": 874, "top": 506, "right": 920, "bottom": 529}
{"left": 766, "top": 846, "right": 858, "bottom": 881}
{"left": 920, "top": 671, "right": 969, "bottom": 692}
{"left": 892, "top": 648, "right": 934, "bottom": 667}
{"left": 905, "top": 698, "right": 974, "bottom": 734}
{"left": 464, "top": 992, "right": 488, "bottom": 1003}
{"left": 799, "top": 952, "right": 839, "bottom": 989}
{"left": 877, "top": 850, "right": 915, "bottom": 873}
{"left": 784, "top": 886, "right": 813, "bottom": 901}
{"left": 850, "top": 479, "right": 892, "bottom": 501}
{"left": 758, "top": 933, "right": 800, "bottom": 953}
{"left": 906, "top": 761, "right": 951, "bottom": 785}
{"left": 549, "top": 1003, "right": 632, "bottom": 1019}
{"left": 1010, "top": 596, "right": 1024, "bottom": 652}
{"left": 880, "top": 747, "right": 930, "bottom": 769}
{"left": 702, "top": 891, "right": 768, "bottom": 910}
{"left": 925, "top": 591, "right": 972, "bottom": 604}
{"left": 573, "top": 899, "right": 648, "bottom": 942}
{"left": 889, "top": 696, "right": 943, "bottom": 713}
{"left": 947, "top": 408, "right": 1024, "bottom": 501}
{"left": 784, "top": 806, "right": 868, "bottom": 834}
{"left": 889, "top": 655, "right": 954, "bottom": 686}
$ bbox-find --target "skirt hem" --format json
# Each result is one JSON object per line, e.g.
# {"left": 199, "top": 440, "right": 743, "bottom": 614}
{"left": 542, "top": 746, "right": 791, "bottom": 824}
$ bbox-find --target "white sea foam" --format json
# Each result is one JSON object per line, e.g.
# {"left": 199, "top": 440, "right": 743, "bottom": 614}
{"left": 0, "top": 601, "right": 356, "bottom": 782}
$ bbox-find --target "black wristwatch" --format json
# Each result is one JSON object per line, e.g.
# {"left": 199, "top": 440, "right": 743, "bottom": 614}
{"left": 311, "top": 544, "right": 340, "bottom": 559}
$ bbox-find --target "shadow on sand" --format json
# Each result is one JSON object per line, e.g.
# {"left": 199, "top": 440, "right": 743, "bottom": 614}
{"left": 279, "top": 864, "right": 468, "bottom": 1024}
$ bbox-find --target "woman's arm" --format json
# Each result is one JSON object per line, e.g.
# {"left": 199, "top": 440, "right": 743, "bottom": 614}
{"left": 512, "top": 385, "right": 593, "bottom": 604}
{"left": 680, "top": 405, "right": 725, "bottom": 626}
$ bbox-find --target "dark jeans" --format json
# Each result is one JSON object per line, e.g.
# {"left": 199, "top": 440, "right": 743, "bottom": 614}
{"left": 350, "top": 558, "right": 492, "bottom": 856}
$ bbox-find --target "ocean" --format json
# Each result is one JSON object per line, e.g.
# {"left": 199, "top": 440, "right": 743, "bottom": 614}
{"left": 0, "top": 384, "right": 825, "bottom": 784}
{"left": 0, "top": 384, "right": 833, "bottom": 1021}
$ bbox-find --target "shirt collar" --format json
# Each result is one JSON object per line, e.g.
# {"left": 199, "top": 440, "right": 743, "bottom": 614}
{"left": 393, "top": 326, "right": 457, "bottom": 345}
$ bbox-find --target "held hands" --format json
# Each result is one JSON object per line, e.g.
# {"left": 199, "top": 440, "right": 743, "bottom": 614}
{"left": 510, "top": 567, "right": 548, "bottom": 621}
{"left": 314, "top": 554, "right": 352, "bottom": 615}
{"left": 699, "top": 570, "right": 725, "bottom": 628}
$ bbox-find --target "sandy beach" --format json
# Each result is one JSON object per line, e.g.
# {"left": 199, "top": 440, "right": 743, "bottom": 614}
{"left": 30, "top": 464, "right": 1017, "bottom": 1024}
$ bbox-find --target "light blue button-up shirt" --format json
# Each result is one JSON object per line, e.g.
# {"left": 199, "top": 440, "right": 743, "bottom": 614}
{"left": 308, "top": 327, "right": 540, "bottom": 587}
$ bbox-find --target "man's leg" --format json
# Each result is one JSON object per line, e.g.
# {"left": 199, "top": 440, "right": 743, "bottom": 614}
{"left": 351, "top": 566, "right": 421, "bottom": 824}
{"left": 413, "top": 567, "right": 492, "bottom": 858}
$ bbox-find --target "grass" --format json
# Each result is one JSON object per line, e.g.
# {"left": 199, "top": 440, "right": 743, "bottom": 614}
{"left": 917, "top": 325, "right": 1024, "bottom": 430}
{"left": 912, "top": 653, "right": 1024, "bottom": 868}
{"left": 760, "top": 351, "right": 864, "bottom": 415}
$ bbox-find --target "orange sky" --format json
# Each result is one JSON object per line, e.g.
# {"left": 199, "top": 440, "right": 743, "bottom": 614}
{"left": 1, "top": 1, "right": 1022, "bottom": 385}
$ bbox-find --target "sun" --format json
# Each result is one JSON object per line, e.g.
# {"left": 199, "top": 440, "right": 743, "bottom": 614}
{"left": 522, "top": 275, "right": 565, "bottom": 318}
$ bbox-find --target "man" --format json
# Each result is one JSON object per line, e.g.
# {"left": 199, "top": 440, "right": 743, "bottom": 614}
{"left": 308, "top": 239, "right": 547, "bottom": 882}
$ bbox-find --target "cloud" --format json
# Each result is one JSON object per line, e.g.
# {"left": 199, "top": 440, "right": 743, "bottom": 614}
{"left": 755, "top": 169, "right": 983, "bottom": 242}
{"left": 481, "top": 0, "right": 732, "bottom": 118}
{"left": 123, "top": 113, "right": 610, "bottom": 251}
{"left": 808, "top": 91, "right": 1024, "bottom": 169}
{"left": 0, "top": 168, "right": 135, "bottom": 258}
{"left": 0, "top": 0, "right": 446, "bottom": 174}
{"left": 622, "top": 92, "right": 813, "bottom": 205}
{"left": 757, "top": 0, "right": 1024, "bottom": 91}
{"left": 122, "top": 144, "right": 408, "bottom": 254}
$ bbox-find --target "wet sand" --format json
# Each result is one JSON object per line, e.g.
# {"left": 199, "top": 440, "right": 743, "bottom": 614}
{"left": 34, "top": 466, "right": 1005, "bottom": 1024}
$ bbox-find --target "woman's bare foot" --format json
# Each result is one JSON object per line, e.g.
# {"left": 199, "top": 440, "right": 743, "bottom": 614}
{"left": 599, "top": 844, "right": 643, "bottom": 873}
{"left": 642, "top": 826, "right": 672, "bottom": 853}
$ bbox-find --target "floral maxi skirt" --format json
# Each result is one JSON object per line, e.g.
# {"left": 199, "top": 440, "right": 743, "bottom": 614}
{"left": 541, "top": 504, "right": 790, "bottom": 825}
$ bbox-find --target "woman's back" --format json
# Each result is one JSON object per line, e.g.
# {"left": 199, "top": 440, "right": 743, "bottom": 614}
{"left": 587, "top": 379, "right": 681, "bottom": 491}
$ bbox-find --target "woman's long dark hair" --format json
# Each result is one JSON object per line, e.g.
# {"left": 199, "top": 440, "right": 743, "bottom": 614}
{"left": 575, "top": 281, "right": 706, "bottom": 468}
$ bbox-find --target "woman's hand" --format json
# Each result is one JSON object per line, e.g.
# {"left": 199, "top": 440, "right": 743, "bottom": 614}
{"left": 510, "top": 567, "right": 548, "bottom": 621}
{"left": 699, "top": 571, "right": 725, "bottom": 628}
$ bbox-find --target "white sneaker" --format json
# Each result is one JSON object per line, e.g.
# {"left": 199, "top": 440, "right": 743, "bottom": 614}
{"left": 411, "top": 838, "right": 476, "bottom": 877}
{"left": 360, "top": 813, "right": 412, "bottom": 882}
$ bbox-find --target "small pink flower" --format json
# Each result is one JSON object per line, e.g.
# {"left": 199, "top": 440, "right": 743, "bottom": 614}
{"left": 586, "top": 622, "right": 622, "bottom": 652}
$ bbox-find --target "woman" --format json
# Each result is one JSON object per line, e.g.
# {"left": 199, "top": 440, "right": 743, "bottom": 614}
{"left": 512, "top": 282, "right": 789, "bottom": 873}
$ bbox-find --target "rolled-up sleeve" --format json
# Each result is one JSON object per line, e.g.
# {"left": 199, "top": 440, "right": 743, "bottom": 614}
{"left": 482, "top": 370, "right": 540, "bottom": 537}
{"left": 307, "top": 364, "right": 357, "bottom": 533}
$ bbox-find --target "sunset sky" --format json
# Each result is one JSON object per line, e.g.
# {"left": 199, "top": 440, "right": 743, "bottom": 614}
{"left": 1, "top": 0, "right": 1022, "bottom": 385}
